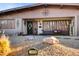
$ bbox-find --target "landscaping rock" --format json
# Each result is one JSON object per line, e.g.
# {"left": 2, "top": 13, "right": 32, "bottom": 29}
{"left": 38, "top": 44, "right": 79, "bottom": 56}
{"left": 43, "top": 36, "right": 59, "bottom": 45}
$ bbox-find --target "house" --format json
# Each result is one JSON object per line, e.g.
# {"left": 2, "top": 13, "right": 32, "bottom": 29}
{"left": 0, "top": 3, "right": 79, "bottom": 36}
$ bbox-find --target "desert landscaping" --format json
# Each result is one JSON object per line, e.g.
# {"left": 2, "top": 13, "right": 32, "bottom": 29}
{"left": 0, "top": 3, "right": 79, "bottom": 56}
{"left": 0, "top": 35, "right": 78, "bottom": 56}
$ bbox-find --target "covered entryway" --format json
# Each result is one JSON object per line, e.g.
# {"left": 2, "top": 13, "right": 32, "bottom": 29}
{"left": 27, "top": 21, "right": 38, "bottom": 35}
{"left": 27, "top": 21, "right": 33, "bottom": 35}
{"left": 23, "top": 17, "right": 73, "bottom": 36}
{"left": 23, "top": 19, "right": 38, "bottom": 35}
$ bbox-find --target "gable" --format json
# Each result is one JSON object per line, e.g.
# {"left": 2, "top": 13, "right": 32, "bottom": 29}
{"left": 0, "top": 4, "right": 79, "bottom": 19}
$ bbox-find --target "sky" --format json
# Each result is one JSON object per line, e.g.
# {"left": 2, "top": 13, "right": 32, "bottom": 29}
{"left": 0, "top": 3, "right": 33, "bottom": 11}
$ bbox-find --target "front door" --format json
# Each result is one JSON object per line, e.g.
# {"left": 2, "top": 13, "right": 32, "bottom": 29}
{"left": 27, "top": 21, "right": 33, "bottom": 35}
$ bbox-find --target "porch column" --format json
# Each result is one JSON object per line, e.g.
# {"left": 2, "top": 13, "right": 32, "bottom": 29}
{"left": 22, "top": 20, "right": 27, "bottom": 34}
{"left": 76, "top": 16, "right": 79, "bottom": 36}
{"left": 73, "top": 16, "right": 77, "bottom": 36}
{"left": 37, "top": 20, "right": 43, "bottom": 34}
{"left": 15, "top": 18, "right": 22, "bottom": 34}
{"left": 69, "top": 18, "right": 74, "bottom": 36}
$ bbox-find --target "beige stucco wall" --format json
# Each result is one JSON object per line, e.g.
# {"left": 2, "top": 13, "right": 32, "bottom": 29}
{"left": 0, "top": 8, "right": 79, "bottom": 19}
{"left": 0, "top": 7, "right": 79, "bottom": 35}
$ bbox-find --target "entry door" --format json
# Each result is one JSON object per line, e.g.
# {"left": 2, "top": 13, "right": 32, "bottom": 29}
{"left": 27, "top": 21, "right": 33, "bottom": 35}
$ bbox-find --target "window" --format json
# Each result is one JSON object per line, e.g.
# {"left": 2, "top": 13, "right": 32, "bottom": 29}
{"left": 0, "top": 19, "right": 15, "bottom": 29}
{"left": 43, "top": 22, "right": 50, "bottom": 31}
{"left": 43, "top": 20, "right": 70, "bottom": 33}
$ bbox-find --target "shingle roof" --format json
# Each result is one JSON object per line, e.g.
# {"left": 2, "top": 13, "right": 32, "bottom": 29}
{"left": 0, "top": 4, "right": 42, "bottom": 14}
{"left": 0, "top": 3, "right": 79, "bottom": 14}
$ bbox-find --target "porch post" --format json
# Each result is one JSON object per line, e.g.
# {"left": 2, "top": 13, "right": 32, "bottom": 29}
{"left": 37, "top": 20, "right": 43, "bottom": 34}
{"left": 15, "top": 18, "right": 22, "bottom": 34}
{"left": 22, "top": 20, "right": 27, "bottom": 34}
{"left": 69, "top": 18, "right": 74, "bottom": 36}
{"left": 76, "top": 16, "right": 79, "bottom": 36}
{"left": 74, "top": 16, "right": 77, "bottom": 36}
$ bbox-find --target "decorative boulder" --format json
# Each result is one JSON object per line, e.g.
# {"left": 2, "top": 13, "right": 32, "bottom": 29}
{"left": 43, "top": 36, "right": 59, "bottom": 45}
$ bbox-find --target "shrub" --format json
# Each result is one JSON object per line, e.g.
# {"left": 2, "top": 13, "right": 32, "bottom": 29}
{"left": 43, "top": 36, "right": 59, "bottom": 45}
{"left": 0, "top": 34, "right": 11, "bottom": 56}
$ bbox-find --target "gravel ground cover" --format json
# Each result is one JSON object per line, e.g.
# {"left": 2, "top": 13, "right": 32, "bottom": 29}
{"left": 6, "top": 36, "right": 79, "bottom": 56}
{"left": 38, "top": 43, "right": 79, "bottom": 56}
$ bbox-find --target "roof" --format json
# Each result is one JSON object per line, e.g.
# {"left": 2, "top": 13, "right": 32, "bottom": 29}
{"left": 0, "top": 3, "right": 79, "bottom": 14}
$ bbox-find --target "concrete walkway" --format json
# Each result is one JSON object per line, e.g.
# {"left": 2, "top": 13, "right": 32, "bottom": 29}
{"left": 9, "top": 35, "right": 79, "bottom": 49}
